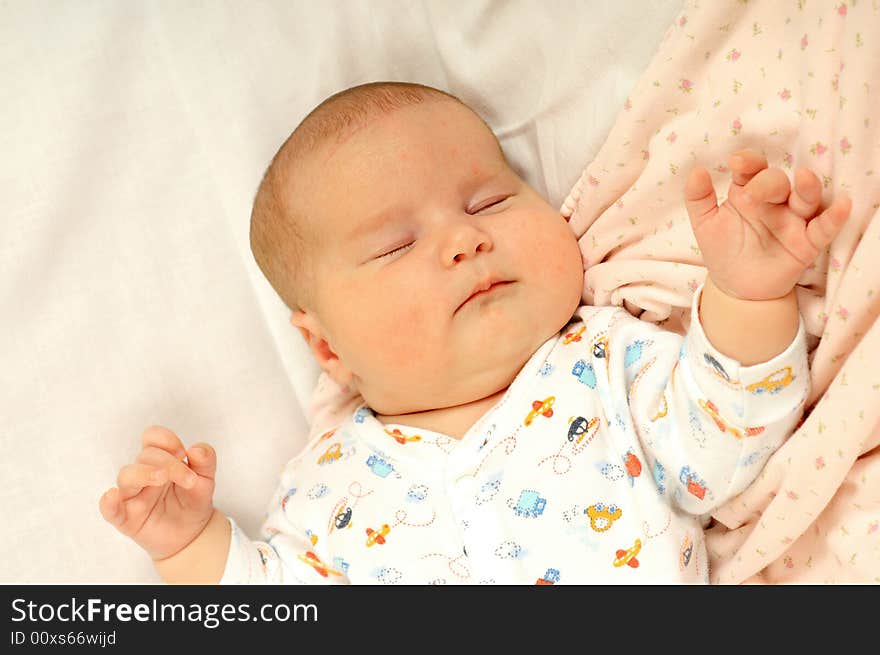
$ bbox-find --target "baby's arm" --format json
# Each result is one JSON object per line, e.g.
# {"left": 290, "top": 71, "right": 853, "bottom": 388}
{"left": 685, "top": 150, "right": 851, "bottom": 365}
{"left": 99, "top": 425, "right": 229, "bottom": 584}
{"left": 611, "top": 152, "right": 852, "bottom": 515}
{"left": 609, "top": 286, "right": 809, "bottom": 516}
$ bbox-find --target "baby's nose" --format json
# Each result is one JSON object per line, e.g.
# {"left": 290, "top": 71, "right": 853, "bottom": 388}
{"left": 442, "top": 223, "right": 492, "bottom": 265}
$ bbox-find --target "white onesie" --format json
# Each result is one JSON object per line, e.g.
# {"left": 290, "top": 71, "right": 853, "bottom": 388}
{"left": 221, "top": 286, "right": 808, "bottom": 584}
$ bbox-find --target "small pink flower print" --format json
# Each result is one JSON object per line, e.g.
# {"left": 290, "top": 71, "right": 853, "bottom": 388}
{"left": 680, "top": 78, "right": 693, "bottom": 93}
{"left": 688, "top": 279, "right": 699, "bottom": 292}
{"left": 815, "top": 456, "right": 826, "bottom": 470}
{"left": 641, "top": 149, "right": 650, "bottom": 161}
{"left": 832, "top": 74, "right": 840, "bottom": 92}
{"left": 713, "top": 164, "right": 729, "bottom": 173}
{"left": 779, "top": 88, "right": 791, "bottom": 101}
{"left": 838, "top": 3, "right": 847, "bottom": 17}
{"left": 817, "top": 311, "right": 829, "bottom": 327}
{"left": 837, "top": 307, "right": 849, "bottom": 320}
{"left": 667, "top": 131, "right": 678, "bottom": 144}
{"left": 624, "top": 97, "right": 632, "bottom": 111}
{"left": 869, "top": 521, "right": 879, "bottom": 535}
{"left": 730, "top": 118, "right": 742, "bottom": 136}
{"left": 830, "top": 256, "right": 841, "bottom": 272}
{"left": 783, "top": 152, "right": 794, "bottom": 168}
{"left": 726, "top": 48, "right": 741, "bottom": 62}
{"left": 801, "top": 34, "right": 809, "bottom": 50}
{"left": 810, "top": 141, "right": 827, "bottom": 155}
{"left": 588, "top": 175, "right": 599, "bottom": 187}
{"left": 786, "top": 490, "right": 800, "bottom": 500}
{"left": 679, "top": 15, "right": 688, "bottom": 27}
{"left": 615, "top": 200, "right": 624, "bottom": 209}
{"left": 784, "top": 556, "right": 794, "bottom": 569}
{"left": 666, "top": 220, "right": 674, "bottom": 230}
{"left": 840, "top": 137, "right": 851, "bottom": 155}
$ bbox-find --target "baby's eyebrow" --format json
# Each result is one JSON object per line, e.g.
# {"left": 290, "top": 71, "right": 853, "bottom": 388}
{"left": 458, "top": 167, "right": 510, "bottom": 200}
{"left": 344, "top": 207, "right": 400, "bottom": 243}
{"left": 344, "top": 169, "right": 507, "bottom": 243}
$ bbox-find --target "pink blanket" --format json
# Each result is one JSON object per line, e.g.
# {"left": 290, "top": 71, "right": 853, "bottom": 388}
{"left": 306, "top": 0, "right": 880, "bottom": 583}
{"left": 562, "top": 0, "right": 880, "bottom": 583}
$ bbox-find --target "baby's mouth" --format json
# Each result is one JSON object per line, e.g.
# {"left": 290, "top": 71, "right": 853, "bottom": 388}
{"left": 455, "top": 280, "right": 515, "bottom": 314}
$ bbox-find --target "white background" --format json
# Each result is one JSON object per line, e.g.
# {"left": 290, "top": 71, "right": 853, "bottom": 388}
{"left": 0, "top": 0, "right": 681, "bottom": 583}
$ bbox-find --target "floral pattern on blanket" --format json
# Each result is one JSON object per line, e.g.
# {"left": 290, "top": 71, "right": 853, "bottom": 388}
{"left": 561, "top": 0, "right": 880, "bottom": 584}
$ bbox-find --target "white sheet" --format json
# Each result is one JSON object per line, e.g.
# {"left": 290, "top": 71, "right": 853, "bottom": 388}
{"left": 0, "top": 0, "right": 682, "bottom": 583}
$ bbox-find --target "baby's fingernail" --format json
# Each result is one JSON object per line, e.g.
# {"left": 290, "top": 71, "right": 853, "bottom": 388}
{"left": 190, "top": 446, "right": 205, "bottom": 458}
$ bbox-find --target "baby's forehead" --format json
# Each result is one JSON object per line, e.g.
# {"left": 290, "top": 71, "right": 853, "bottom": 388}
{"left": 290, "top": 100, "right": 507, "bottom": 227}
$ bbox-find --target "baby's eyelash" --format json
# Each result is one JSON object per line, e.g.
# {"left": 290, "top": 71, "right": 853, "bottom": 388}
{"left": 470, "top": 195, "right": 510, "bottom": 214}
{"left": 376, "top": 241, "right": 415, "bottom": 260}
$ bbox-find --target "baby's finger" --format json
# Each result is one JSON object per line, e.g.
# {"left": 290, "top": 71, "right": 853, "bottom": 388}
{"left": 141, "top": 425, "right": 187, "bottom": 460}
{"left": 742, "top": 167, "right": 791, "bottom": 205}
{"left": 729, "top": 149, "right": 769, "bottom": 186}
{"left": 137, "top": 446, "right": 200, "bottom": 490}
{"left": 116, "top": 463, "right": 168, "bottom": 499}
{"left": 806, "top": 194, "right": 852, "bottom": 253}
{"left": 98, "top": 487, "right": 126, "bottom": 527}
{"left": 684, "top": 167, "right": 719, "bottom": 230}
{"left": 186, "top": 442, "right": 217, "bottom": 481}
{"left": 788, "top": 167, "right": 823, "bottom": 219}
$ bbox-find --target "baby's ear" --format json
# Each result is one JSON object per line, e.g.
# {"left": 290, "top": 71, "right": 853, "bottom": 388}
{"left": 289, "top": 311, "right": 354, "bottom": 386}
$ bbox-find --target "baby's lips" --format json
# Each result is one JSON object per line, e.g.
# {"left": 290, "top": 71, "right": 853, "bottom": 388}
{"left": 455, "top": 277, "right": 514, "bottom": 313}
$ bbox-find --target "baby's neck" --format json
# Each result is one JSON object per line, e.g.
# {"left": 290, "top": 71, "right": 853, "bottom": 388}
{"left": 374, "top": 388, "right": 508, "bottom": 440}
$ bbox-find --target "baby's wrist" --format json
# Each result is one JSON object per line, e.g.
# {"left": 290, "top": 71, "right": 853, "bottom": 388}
{"left": 153, "top": 509, "right": 231, "bottom": 584}
{"left": 706, "top": 274, "right": 794, "bottom": 303}
{"left": 699, "top": 277, "right": 799, "bottom": 365}
{"left": 147, "top": 509, "right": 215, "bottom": 563}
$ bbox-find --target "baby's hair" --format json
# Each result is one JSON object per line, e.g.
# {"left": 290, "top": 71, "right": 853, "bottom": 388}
{"left": 249, "top": 81, "right": 468, "bottom": 313}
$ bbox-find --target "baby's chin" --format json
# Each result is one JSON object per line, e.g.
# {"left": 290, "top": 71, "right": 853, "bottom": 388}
{"left": 367, "top": 336, "right": 552, "bottom": 418}
{"left": 364, "top": 283, "right": 583, "bottom": 417}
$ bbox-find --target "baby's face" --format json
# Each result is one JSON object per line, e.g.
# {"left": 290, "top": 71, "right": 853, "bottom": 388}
{"left": 294, "top": 99, "right": 583, "bottom": 415}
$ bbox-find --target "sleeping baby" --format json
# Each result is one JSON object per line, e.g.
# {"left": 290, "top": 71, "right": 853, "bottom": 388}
{"left": 99, "top": 81, "right": 852, "bottom": 584}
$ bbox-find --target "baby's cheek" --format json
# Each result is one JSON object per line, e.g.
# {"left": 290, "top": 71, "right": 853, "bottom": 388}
{"left": 528, "top": 221, "right": 583, "bottom": 310}
{"left": 370, "top": 301, "right": 432, "bottom": 372}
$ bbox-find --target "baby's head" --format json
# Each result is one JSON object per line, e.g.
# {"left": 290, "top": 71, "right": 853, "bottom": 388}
{"left": 250, "top": 82, "right": 583, "bottom": 415}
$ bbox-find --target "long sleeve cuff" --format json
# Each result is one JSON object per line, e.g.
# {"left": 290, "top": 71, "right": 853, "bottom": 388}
{"left": 218, "top": 517, "right": 268, "bottom": 584}
{"left": 684, "top": 283, "right": 809, "bottom": 429}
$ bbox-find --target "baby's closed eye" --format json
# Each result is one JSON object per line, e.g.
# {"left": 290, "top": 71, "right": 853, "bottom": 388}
{"left": 375, "top": 241, "right": 415, "bottom": 260}
{"left": 468, "top": 195, "right": 512, "bottom": 214}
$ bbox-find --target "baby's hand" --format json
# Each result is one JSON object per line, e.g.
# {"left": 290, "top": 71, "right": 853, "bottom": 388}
{"left": 684, "top": 149, "right": 852, "bottom": 301}
{"left": 99, "top": 425, "right": 216, "bottom": 562}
